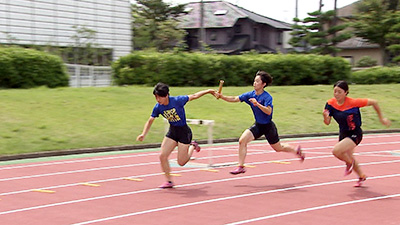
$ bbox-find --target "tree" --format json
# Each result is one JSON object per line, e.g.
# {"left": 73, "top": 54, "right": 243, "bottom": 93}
{"left": 132, "top": 0, "right": 187, "bottom": 51}
{"left": 386, "top": 10, "right": 400, "bottom": 63}
{"left": 289, "top": 9, "right": 351, "bottom": 55}
{"left": 351, "top": 0, "right": 400, "bottom": 64}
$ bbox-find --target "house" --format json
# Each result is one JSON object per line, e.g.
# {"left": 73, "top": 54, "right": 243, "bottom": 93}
{"left": 0, "top": 0, "right": 132, "bottom": 64}
{"left": 335, "top": 1, "right": 383, "bottom": 66}
{"left": 179, "top": 1, "right": 292, "bottom": 54}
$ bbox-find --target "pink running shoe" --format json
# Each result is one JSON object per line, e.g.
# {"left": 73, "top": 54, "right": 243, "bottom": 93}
{"left": 191, "top": 140, "right": 201, "bottom": 152}
{"left": 296, "top": 145, "right": 305, "bottom": 162}
{"left": 230, "top": 166, "right": 246, "bottom": 175}
{"left": 159, "top": 181, "right": 174, "bottom": 189}
{"left": 344, "top": 160, "right": 355, "bottom": 176}
{"left": 354, "top": 177, "right": 367, "bottom": 187}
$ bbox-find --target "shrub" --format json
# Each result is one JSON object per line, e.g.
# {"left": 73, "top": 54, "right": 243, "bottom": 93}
{"left": 356, "top": 56, "right": 378, "bottom": 67}
{"left": 350, "top": 66, "right": 400, "bottom": 84}
{"left": 0, "top": 47, "right": 69, "bottom": 88}
{"left": 112, "top": 51, "right": 351, "bottom": 86}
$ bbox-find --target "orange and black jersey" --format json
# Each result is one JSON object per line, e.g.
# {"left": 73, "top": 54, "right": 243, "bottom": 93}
{"left": 325, "top": 97, "right": 368, "bottom": 132}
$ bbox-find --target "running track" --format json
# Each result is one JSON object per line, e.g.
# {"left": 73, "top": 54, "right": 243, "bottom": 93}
{"left": 0, "top": 133, "right": 399, "bottom": 225}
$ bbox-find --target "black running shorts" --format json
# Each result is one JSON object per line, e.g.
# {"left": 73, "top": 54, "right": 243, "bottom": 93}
{"left": 339, "top": 127, "right": 363, "bottom": 145}
{"left": 166, "top": 124, "right": 192, "bottom": 144}
{"left": 249, "top": 121, "right": 280, "bottom": 145}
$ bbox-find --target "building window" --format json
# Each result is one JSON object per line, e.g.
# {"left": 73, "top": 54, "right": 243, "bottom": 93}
{"left": 210, "top": 31, "right": 217, "bottom": 41}
{"left": 234, "top": 25, "right": 242, "bottom": 33}
{"left": 253, "top": 28, "right": 258, "bottom": 41}
{"left": 214, "top": 10, "right": 228, "bottom": 15}
{"left": 277, "top": 32, "right": 283, "bottom": 45}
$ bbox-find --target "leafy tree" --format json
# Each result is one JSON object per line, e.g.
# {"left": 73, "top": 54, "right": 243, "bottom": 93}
{"left": 351, "top": 0, "right": 400, "bottom": 64}
{"left": 132, "top": 0, "right": 187, "bottom": 51}
{"left": 290, "top": 10, "right": 351, "bottom": 55}
{"left": 386, "top": 10, "right": 400, "bottom": 63}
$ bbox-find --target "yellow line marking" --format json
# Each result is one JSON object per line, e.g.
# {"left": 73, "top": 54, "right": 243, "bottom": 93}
{"left": 81, "top": 183, "right": 100, "bottom": 187}
{"left": 270, "top": 161, "right": 291, "bottom": 164}
{"left": 31, "top": 189, "right": 55, "bottom": 193}
{"left": 244, "top": 164, "right": 256, "bottom": 168}
{"left": 124, "top": 178, "right": 143, "bottom": 182}
{"left": 170, "top": 173, "right": 182, "bottom": 177}
{"left": 201, "top": 168, "right": 219, "bottom": 172}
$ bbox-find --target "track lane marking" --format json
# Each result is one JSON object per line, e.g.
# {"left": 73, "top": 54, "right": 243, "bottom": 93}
{"left": 0, "top": 162, "right": 399, "bottom": 216}
{"left": 226, "top": 193, "right": 400, "bottom": 225}
{"left": 1, "top": 151, "right": 399, "bottom": 196}
{"left": 1, "top": 134, "right": 398, "bottom": 170}
{"left": 70, "top": 174, "right": 400, "bottom": 225}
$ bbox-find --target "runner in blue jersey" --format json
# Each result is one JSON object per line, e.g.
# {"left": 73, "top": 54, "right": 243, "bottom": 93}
{"left": 137, "top": 83, "right": 215, "bottom": 188}
{"left": 215, "top": 71, "right": 305, "bottom": 175}
{"left": 323, "top": 80, "right": 391, "bottom": 187}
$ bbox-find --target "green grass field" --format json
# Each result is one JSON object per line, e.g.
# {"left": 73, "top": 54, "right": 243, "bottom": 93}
{"left": 1, "top": 84, "right": 399, "bottom": 156}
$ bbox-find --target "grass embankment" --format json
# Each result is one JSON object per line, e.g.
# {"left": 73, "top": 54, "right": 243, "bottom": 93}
{"left": 1, "top": 84, "right": 399, "bottom": 155}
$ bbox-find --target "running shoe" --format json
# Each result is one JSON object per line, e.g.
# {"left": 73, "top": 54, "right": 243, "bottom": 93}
{"left": 230, "top": 166, "right": 246, "bottom": 175}
{"left": 191, "top": 140, "right": 201, "bottom": 152}
{"left": 159, "top": 181, "right": 174, "bottom": 189}
{"left": 354, "top": 176, "right": 367, "bottom": 187}
{"left": 296, "top": 145, "right": 305, "bottom": 162}
{"left": 344, "top": 160, "right": 355, "bottom": 176}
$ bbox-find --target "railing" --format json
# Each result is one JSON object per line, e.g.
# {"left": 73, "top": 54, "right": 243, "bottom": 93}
{"left": 66, "top": 64, "right": 112, "bottom": 87}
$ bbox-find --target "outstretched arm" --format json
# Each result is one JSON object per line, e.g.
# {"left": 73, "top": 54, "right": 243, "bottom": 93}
{"left": 136, "top": 116, "right": 155, "bottom": 141}
{"left": 367, "top": 99, "right": 391, "bottom": 127}
{"left": 188, "top": 89, "right": 215, "bottom": 101}
{"left": 215, "top": 92, "right": 240, "bottom": 103}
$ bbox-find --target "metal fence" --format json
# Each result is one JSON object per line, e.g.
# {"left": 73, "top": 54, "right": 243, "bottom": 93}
{"left": 66, "top": 64, "right": 112, "bottom": 87}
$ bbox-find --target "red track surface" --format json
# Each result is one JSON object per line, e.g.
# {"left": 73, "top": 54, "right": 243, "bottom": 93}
{"left": 0, "top": 133, "right": 399, "bottom": 225}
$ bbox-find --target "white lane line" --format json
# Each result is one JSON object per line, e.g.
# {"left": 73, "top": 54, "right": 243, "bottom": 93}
{"left": 226, "top": 193, "right": 400, "bottom": 225}
{"left": 70, "top": 174, "right": 400, "bottom": 225}
{"left": 1, "top": 149, "right": 399, "bottom": 196}
{"left": 1, "top": 139, "right": 399, "bottom": 183}
{"left": 1, "top": 133, "right": 398, "bottom": 170}
{"left": 0, "top": 161, "right": 399, "bottom": 216}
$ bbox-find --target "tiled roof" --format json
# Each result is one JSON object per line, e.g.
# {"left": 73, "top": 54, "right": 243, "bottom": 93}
{"left": 179, "top": 1, "right": 292, "bottom": 30}
{"left": 337, "top": 1, "right": 360, "bottom": 17}
{"left": 337, "top": 37, "right": 379, "bottom": 49}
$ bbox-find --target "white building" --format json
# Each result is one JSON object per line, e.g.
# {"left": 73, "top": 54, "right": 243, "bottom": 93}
{"left": 0, "top": 0, "right": 132, "bottom": 61}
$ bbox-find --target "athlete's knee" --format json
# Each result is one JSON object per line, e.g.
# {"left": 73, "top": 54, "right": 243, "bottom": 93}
{"left": 332, "top": 148, "right": 341, "bottom": 157}
{"left": 271, "top": 143, "right": 284, "bottom": 152}
{"left": 159, "top": 152, "right": 169, "bottom": 161}
{"left": 238, "top": 137, "right": 250, "bottom": 146}
{"left": 177, "top": 158, "right": 188, "bottom": 166}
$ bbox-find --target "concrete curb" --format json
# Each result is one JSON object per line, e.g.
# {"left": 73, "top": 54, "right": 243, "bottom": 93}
{"left": 1, "top": 129, "right": 399, "bottom": 162}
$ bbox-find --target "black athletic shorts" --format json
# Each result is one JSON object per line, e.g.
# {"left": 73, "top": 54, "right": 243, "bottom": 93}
{"left": 339, "top": 127, "right": 363, "bottom": 145}
{"left": 166, "top": 124, "right": 192, "bottom": 144}
{"left": 249, "top": 121, "right": 280, "bottom": 145}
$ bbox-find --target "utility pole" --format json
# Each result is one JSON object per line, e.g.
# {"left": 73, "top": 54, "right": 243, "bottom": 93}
{"left": 332, "top": 0, "right": 338, "bottom": 56}
{"left": 319, "top": 0, "right": 324, "bottom": 11}
{"left": 199, "top": 0, "right": 206, "bottom": 51}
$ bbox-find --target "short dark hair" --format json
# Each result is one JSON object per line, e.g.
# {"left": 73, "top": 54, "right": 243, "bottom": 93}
{"left": 153, "top": 82, "right": 169, "bottom": 97}
{"left": 256, "top": 70, "right": 273, "bottom": 87}
{"left": 334, "top": 80, "right": 349, "bottom": 94}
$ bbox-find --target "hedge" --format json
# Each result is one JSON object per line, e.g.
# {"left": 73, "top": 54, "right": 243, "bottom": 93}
{"left": 350, "top": 66, "right": 400, "bottom": 84}
{"left": 0, "top": 47, "right": 69, "bottom": 88}
{"left": 112, "top": 52, "right": 351, "bottom": 86}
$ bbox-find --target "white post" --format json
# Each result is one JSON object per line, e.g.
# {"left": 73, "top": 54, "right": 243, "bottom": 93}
{"left": 76, "top": 65, "right": 81, "bottom": 88}
{"left": 207, "top": 122, "right": 213, "bottom": 167}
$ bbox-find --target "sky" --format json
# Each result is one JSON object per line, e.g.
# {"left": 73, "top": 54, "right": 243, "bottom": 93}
{"left": 132, "top": 0, "right": 359, "bottom": 23}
